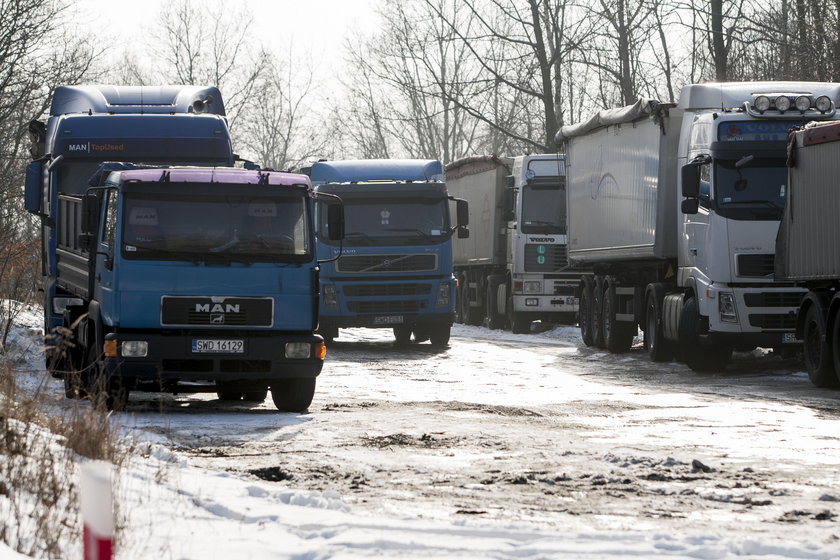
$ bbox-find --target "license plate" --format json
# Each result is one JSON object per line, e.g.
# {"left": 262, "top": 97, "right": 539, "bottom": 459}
{"left": 372, "top": 315, "right": 404, "bottom": 325}
{"left": 192, "top": 339, "right": 245, "bottom": 353}
{"left": 781, "top": 332, "right": 800, "bottom": 344}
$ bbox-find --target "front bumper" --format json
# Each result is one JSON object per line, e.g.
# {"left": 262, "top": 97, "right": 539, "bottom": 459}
{"left": 102, "top": 330, "right": 324, "bottom": 382}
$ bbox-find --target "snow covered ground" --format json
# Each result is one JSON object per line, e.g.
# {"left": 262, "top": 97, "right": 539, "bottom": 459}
{"left": 2, "top": 306, "right": 840, "bottom": 559}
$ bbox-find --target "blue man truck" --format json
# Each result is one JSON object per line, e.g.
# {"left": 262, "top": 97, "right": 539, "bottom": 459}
{"left": 310, "top": 159, "right": 469, "bottom": 346}
{"left": 24, "top": 85, "right": 343, "bottom": 410}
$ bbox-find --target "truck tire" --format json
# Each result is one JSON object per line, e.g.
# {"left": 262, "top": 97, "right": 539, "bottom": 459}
{"left": 590, "top": 276, "right": 605, "bottom": 348}
{"left": 803, "top": 304, "right": 837, "bottom": 387}
{"left": 393, "top": 325, "right": 413, "bottom": 345}
{"left": 829, "top": 309, "right": 840, "bottom": 387}
{"left": 485, "top": 275, "right": 504, "bottom": 330}
{"left": 603, "top": 278, "right": 634, "bottom": 353}
{"left": 461, "top": 281, "right": 480, "bottom": 326}
{"left": 644, "top": 284, "right": 675, "bottom": 362}
{"left": 88, "top": 360, "right": 129, "bottom": 412}
{"left": 579, "top": 278, "right": 595, "bottom": 346}
{"left": 430, "top": 326, "right": 451, "bottom": 347}
{"left": 679, "top": 297, "right": 732, "bottom": 372}
{"left": 506, "top": 294, "right": 531, "bottom": 334}
{"left": 271, "top": 378, "right": 316, "bottom": 412}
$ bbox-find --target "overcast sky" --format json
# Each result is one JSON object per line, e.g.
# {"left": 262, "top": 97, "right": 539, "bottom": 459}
{"left": 76, "top": 0, "right": 381, "bottom": 76}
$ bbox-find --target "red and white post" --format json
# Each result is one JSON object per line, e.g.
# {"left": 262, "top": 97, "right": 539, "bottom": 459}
{"left": 80, "top": 461, "right": 114, "bottom": 560}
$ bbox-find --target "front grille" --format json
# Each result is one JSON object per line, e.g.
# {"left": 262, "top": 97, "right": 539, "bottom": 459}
{"left": 524, "top": 244, "right": 568, "bottom": 272}
{"left": 347, "top": 300, "right": 424, "bottom": 313}
{"left": 553, "top": 284, "right": 576, "bottom": 296}
{"left": 744, "top": 293, "right": 804, "bottom": 307}
{"left": 748, "top": 314, "right": 797, "bottom": 329}
{"left": 161, "top": 296, "right": 273, "bottom": 327}
{"left": 738, "top": 254, "right": 775, "bottom": 277}
{"left": 344, "top": 283, "right": 432, "bottom": 297}
{"left": 337, "top": 254, "right": 437, "bottom": 273}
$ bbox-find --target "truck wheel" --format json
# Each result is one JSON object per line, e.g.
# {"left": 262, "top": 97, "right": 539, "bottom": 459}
{"left": 579, "top": 278, "right": 595, "bottom": 346}
{"left": 830, "top": 310, "right": 840, "bottom": 386}
{"left": 603, "top": 279, "right": 634, "bottom": 353}
{"left": 460, "top": 282, "right": 479, "bottom": 325}
{"left": 644, "top": 286, "right": 675, "bottom": 362}
{"left": 507, "top": 294, "right": 531, "bottom": 334}
{"left": 803, "top": 305, "right": 837, "bottom": 387}
{"left": 679, "top": 297, "right": 732, "bottom": 372}
{"left": 393, "top": 326, "right": 413, "bottom": 345}
{"left": 590, "top": 277, "right": 605, "bottom": 348}
{"left": 430, "top": 326, "right": 451, "bottom": 347}
{"left": 88, "top": 363, "right": 129, "bottom": 412}
{"left": 271, "top": 378, "right": 317, "bottom": 412}
{"left": 485, "top": 276, "right": 504, "bottom": 330}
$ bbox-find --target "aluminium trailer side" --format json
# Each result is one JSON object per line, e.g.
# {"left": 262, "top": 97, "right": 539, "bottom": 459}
{"left": 563, "top": 100, "right": 680, "bottom": 267}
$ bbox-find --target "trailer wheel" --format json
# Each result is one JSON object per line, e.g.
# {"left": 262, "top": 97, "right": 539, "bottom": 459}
{"left": 803, "top": 305, "right": 837, "bottom": 387}
{"left": 579, "top": 278, "right": 595, "bottom": 346}
{"left": 485, "top": 275, "right": 505, "bottom": 330}
{"left": 603, "top": 278, "right": 634, "bottom": 353}
{"left": 590, "top": 276, "right": 605, "bottom": 348}
{"left": 679, "top": 297, "right": 732, "bottom": 372}
{"left": 644, "top": 285, "right": 675, "bottom": 362}
{"left": 271, "top": 378, "right": 316, "bottom": 412}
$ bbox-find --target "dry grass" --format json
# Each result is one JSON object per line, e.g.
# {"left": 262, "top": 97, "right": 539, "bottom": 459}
{"left": 0, "top": 349, "right": 131, "bottom": 558}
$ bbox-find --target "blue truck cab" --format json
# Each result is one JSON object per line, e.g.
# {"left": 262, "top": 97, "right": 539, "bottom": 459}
{"left": 311, "top": 159, "right": 469, "bottom": 346}
{"left": 24, "top": 86, "right": 342, "bottom": 411}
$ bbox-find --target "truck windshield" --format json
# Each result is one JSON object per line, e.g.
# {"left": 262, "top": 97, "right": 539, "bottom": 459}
{"left": 713, "top": 158, "right": 786, "bottom": 220}
{"left": 317, "top": 196, "right": 450, "bottom": 247}
{"left": 521, "top": 184, "right": 566, "bottom": 234}
{"left": 122, "top": 193, "right": 310, "bottom": 262}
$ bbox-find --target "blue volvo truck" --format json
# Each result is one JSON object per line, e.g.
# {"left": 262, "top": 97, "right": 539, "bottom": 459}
{"left": 311, "top": 159, "right": 469, "bottom": 346}
{"left": 24, "top": 85, "right": 343, "bottom": 410}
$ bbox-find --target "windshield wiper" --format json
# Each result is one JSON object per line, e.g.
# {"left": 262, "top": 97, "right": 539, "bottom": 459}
{"left": 381, "top": 228, "right": 435, "bottom": 242}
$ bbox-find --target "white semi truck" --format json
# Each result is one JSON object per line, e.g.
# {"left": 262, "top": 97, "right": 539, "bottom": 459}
{"left": 556, "top": 82, "right": 840, "bottom": 370}
{"left": 446, "top": 155, "right": 579, "bottom": 333}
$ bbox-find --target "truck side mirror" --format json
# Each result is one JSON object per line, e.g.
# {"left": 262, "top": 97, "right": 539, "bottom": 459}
{"left": 24, "top": 161, "right": 42, "bottom": 213}
{"left": 456, "top": 198, "right": 469, "bottom": 227}
{"left": 503, "top": 188, "right": 515, "bottom": 221}
{"left": 80, "top": 194, "right": 100, "bottom": 234}
{"left": 681, "top": 163, "right": 700, "bottom": 198}
{"left": 326, "top": 203, "right": 344, "bottom": 241}
{"left": 681, "top": 198, "right": 699, "bottom": 215}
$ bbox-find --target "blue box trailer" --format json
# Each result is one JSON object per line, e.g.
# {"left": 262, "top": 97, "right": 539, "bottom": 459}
{"left": 311, "top": 159, "right": 469, "bottom": 346}
{"left": 24, "top": 86, "right": 343, "bottom": 410}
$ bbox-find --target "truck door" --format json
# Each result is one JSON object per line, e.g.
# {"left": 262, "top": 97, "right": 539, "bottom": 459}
{"left": 684, "top": 159, "right": 711, "bottom": 272}
{"left": 94, "top": 190, "right": 118, "bottom": 322}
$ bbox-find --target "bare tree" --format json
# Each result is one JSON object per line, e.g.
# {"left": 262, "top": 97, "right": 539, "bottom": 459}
{"left": 149, "top": 0, "right": 270, "bottom": 130}
{"left": 238, "top": 54, "right": 335, "bottom": 171}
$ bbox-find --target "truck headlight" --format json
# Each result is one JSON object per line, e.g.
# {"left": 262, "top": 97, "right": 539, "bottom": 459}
{"left": 435, "top": 282, "right": 451, "bottom": 307}
{"left": 121, "top": 340, "right": 148, "bottom": 357}
{"left": 816, "top": 95, "right": 832, "bottom": 113}
{"left": 775, "top": 95, "right": 791, "bottom": 112}
{"left": 523, "top": 281, "right": 542, "bottom": 294}
{"left": 285, "top": 342, "right": 311, "bottom": 359}
{"left": 753, "top": 95, "right": 770, "bottom": 112}
{"left": 323, "top": 284, "right": 338, "bottom": 309}
{"left": 795, "top": 95, "right": 811, "bottom": 112}
{"left": 719, "top": 293, "right": 738, "bottom": 323}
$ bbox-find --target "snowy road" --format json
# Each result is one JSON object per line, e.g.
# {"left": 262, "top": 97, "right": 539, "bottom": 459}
{"left": 120, "top": 324, "right": 840, "bottom": 551}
